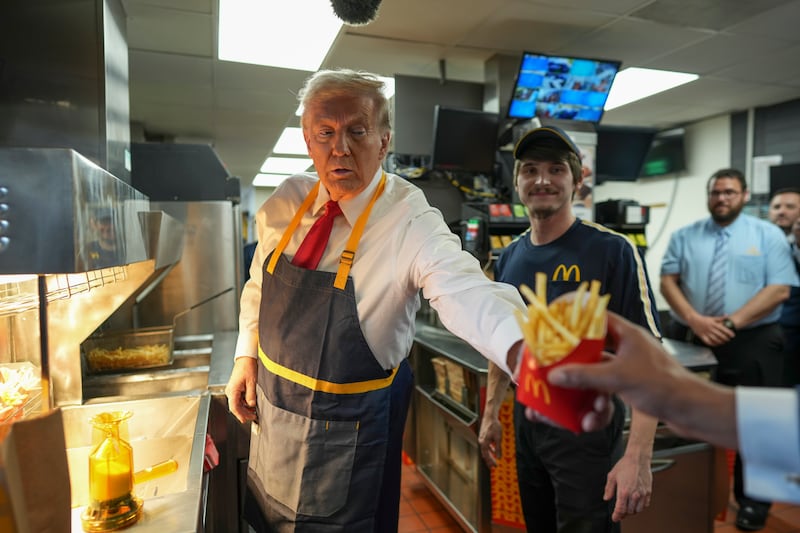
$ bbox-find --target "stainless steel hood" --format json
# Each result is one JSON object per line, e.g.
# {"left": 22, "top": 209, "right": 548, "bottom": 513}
{"left": 0, "top": 148, "right": 150, "bottom": 275}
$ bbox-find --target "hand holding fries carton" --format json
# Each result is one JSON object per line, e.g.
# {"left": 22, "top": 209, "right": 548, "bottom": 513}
{"left": 515, "top": 275, "right": 608, "bottom": 433}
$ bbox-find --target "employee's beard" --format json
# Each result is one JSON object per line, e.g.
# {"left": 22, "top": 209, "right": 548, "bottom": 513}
{"left": 531, "top": 206, "right": 558, "bottom": 220}
{"left": 710, "top": 203, "right": 743, "bottom": 225}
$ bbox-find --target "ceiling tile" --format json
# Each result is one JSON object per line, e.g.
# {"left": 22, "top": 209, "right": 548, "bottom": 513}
{"left": 351, "top": 0, "right": 510, "bottom": 45}
{"left": 129, "top": 50, "right": 213, "bottom": 84}
{"left": 644, "top": 33, "right": 790, "bottom": 75}
{"left": 713, "top": 43, "right": 800, "bottom": 84}
{"left": 630, "top": 0, "right": 793, "bottom": 31}
{"left": 727, "top": 0, "right": 800, "bottom": 41}
{"left": 325, "top": 34, "right": 488, "bottom": 81}
{"left": 125, "top": 3, "right": 213, "bottom": 56}
{"left": 123, "top": 0, "right": 212, "bottom": 13}
{"left": 560, "top": 17, "right": 711, "bottom": 67}
{"left": 130, "top": 82, "right": 213, "bottom": 107}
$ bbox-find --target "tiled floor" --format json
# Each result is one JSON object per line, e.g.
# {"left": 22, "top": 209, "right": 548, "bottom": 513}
{"left": 400, "top": 461, "right": 465, "bottom": 532}
{"left": 400, "top": 461, "right": 800, "bottom": 532}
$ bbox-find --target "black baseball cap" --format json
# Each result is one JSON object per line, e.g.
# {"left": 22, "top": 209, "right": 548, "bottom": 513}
{"left": 513, "top": 126, "right": 581, "bottom": 160}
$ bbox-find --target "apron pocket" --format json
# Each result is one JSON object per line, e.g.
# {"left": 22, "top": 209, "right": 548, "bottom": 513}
{"left": 255, "top": 389, "right": 358, "bottom": 518}
{"left": 297, "top": 416, "right": 358, "bottom": 517}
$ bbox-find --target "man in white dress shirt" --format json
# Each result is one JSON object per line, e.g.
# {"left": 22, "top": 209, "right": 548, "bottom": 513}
{"left": 225, "top": 68, "right": 527, "bottom": 532}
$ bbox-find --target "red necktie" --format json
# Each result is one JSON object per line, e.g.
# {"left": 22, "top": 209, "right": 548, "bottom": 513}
{"left": 291, "top": 200, "right": 343, "bottom": 269}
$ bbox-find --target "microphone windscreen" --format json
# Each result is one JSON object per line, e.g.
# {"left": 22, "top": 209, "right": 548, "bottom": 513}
{"left": 330, "top": 0, "right": 382, "bottom": 25}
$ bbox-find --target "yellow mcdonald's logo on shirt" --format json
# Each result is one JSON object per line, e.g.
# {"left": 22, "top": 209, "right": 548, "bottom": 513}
{"left": 523, "top": 374, "right": 551, "bottom": 405}
{"left": 553, "top": 264, "right": 580, "bottom": 282}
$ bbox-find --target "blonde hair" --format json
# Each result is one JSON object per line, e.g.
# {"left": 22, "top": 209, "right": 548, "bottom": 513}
{"left": 298, "top": 69, "right": 391, "bottom": 132}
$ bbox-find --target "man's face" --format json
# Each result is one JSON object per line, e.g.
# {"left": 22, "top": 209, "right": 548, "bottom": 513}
{"left": 515, "top": 157, "right": 579, "bottom": 220}
{"left": 303, "top": 94, "right": 390, "bottom": 202}
{"left": 768, "top": 192, "right": 800, "bottom": 234}
{"left": 91, "top": 215, "right": 116, "bottom": 249}
{"left": 707, "top": 176, "right": 746, "bottom": 224}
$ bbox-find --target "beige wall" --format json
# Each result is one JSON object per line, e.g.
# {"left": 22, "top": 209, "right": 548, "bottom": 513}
{"left": 594, "top": 114, "right": 733, "bottom": 310}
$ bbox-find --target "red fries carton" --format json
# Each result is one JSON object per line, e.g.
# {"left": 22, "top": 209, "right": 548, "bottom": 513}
{"left": 513, "top": 280, "right": 608, "bottom": 434}
{"left": 515, "top": 339, "right": 604, "bottom": 433}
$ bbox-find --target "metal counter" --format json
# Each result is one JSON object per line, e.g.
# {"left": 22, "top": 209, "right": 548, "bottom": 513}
{"left": 67, "top": 392, "right": 211, "bottom": 533}
{"left": 207, "top": 330, "right": 238, "bottom": 392}
{"left": 64, "top": 330, "right": 240, "bottom": 533}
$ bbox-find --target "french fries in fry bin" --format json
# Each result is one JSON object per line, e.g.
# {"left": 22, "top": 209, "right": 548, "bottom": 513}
{"left": 514, "top": 276, "right": 608, "bottom": 434}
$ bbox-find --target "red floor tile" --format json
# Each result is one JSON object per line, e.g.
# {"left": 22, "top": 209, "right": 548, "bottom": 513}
{"left": 398, "top": 513, "right": 428, "bottom": 532}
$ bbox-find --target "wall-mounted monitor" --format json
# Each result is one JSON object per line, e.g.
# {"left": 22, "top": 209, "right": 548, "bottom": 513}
{"left": 393, "top": 75, "right": 484, "bottom": 156}
{"left": 431, "top": 106, "right": 499, "bottom": 175}
{"left": 595, "top": 125, "right": 657, "bottom": 184}
{"left": 507, "top": 51, "right": 621, "bottom": 124}
{"left": 640, "top": 128, "right": 687, "bottom": 177}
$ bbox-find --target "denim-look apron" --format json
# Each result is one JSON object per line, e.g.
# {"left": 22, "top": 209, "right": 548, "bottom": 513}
{"left": 246, "top": 174, "right": 413, "bottom": 532}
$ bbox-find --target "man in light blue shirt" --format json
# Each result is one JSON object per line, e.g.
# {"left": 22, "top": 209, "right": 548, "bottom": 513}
{"left": 660, "top": 168, "right": 799, "bottom": 531}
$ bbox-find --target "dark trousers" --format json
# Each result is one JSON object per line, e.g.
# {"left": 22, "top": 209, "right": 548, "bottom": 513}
{"left": 513, "top": 397, "right": 625, "bottom": 533}
{"left": 780, "top": 324, "right": 800, "bottom": 387}
{"left": 664, "top": 321, "right": 785, "bottom": 513}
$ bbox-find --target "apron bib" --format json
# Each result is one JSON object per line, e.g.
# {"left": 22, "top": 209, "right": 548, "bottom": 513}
{"left": 247, "top": 175, "right": 408, "bottom": 532}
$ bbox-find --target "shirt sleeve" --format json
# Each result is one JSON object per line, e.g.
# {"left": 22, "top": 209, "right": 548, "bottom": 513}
{"left": 737, "top": 386, "right": 800, "bottom": 503}
{"left": 660, "top": 230, "right": 683, "bottom": 276}
{"left": 409, "top": 210, "right": 526, "bottom": 376}
{"left": 613, "top": 235, "right": 661, "bottom": 336}
{"left": 764, "top": 225, "right": 800, "bottom": 287}
{"left": 234, "top": 205, "right": 270, "bottom": 360}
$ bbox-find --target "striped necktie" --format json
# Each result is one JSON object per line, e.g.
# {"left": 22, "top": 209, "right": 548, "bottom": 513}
{"left": 705, "top": 228, "right": 729, "bottom": 316}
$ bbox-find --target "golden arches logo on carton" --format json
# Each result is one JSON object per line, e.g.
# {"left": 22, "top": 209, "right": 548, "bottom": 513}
{"left": 552, "top": 264, "right": 580, "bottom": 282}
{"left": 523, "top": 374, "right": 551, "bottom": 405}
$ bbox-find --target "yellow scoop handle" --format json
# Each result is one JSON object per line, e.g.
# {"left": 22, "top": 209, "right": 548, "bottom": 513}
{"left": 133, "top": 459, "right": 178, "bottom": 484}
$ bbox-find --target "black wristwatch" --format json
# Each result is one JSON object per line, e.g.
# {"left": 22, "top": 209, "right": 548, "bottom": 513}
{"left": 723, "top": 318, "right": 737, "bottom": 332}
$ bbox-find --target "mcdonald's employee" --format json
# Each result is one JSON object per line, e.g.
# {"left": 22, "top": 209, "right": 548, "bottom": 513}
{"left": 478, "top": 125, "right": 662, "bottom": 533}
{"left": 225, "top": 69, "right": 528, "bottom": 533}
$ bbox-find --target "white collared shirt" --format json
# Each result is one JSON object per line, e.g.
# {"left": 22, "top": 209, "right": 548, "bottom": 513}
{"left": 234, "top": 168, "right": 526, "bottom": 374}
{"left": 738, "top": 386, "right": 800, "bottom": 503}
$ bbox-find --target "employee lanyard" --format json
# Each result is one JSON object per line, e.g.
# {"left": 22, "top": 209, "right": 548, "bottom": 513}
{"left": 267, "top": 172, "right": 386, "bottom": 290}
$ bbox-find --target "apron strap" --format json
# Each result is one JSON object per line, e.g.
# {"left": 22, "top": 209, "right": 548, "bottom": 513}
{"left": 267, "top": 181, "right": 320, "bottom": 275}
{"left": 334, "top": 172, "right": 386, "bottom": 289}
{"left": 268, "top": 173, "right": 387, "bottom": 290}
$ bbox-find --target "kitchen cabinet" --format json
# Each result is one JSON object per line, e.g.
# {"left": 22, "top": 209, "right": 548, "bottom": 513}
{"left": 409, "top": 321, "right": 493, "bottom": 533}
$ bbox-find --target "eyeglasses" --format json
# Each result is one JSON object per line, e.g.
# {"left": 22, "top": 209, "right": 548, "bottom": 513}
{"left": 708, "top": 189, "right": 742, "bottom": 199}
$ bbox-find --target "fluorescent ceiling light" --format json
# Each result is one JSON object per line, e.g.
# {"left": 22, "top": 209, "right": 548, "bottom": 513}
{"left": 219, "top": 0, "right": 342, "bottom": 71}
{"left": 274, "top": 128, "right": 307, "bottom": 155}
{"left": 294, "top": 76, "right": 396, "bottom": 116}
{"left": 260, "top": 157, "right": 313, "bottom": 175}
{"left": 253, "top": 174, "right": 291, "bottom": 188}
{"left": 605, "top": 67, "right": 699, "bottom": 110}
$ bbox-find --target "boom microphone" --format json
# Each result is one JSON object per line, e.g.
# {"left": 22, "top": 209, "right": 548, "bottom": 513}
{"left": 330, "top": 0, "right": 383, "bottom": 25}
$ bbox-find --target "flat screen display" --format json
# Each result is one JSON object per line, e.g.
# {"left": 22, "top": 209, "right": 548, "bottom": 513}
{"left": 595, "top": 125, "right": 657, "bottom": 183}
{"left": 640, "top": 128, "right": 687, "bottom": 177}
{"left": 431, "top": 106, "right": 499, "bottom": 174}
{"left": 507, "top": 52, "right": 621, "bottom": 123}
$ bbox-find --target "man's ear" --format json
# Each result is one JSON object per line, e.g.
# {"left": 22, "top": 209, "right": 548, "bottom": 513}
{"left": 379, "top": 131, "right": 391, "bottom": 159}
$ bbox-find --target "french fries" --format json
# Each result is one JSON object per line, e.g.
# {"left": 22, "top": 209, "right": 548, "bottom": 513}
{"left": 515, "top": 276, "right": 609, "bottom": 367}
